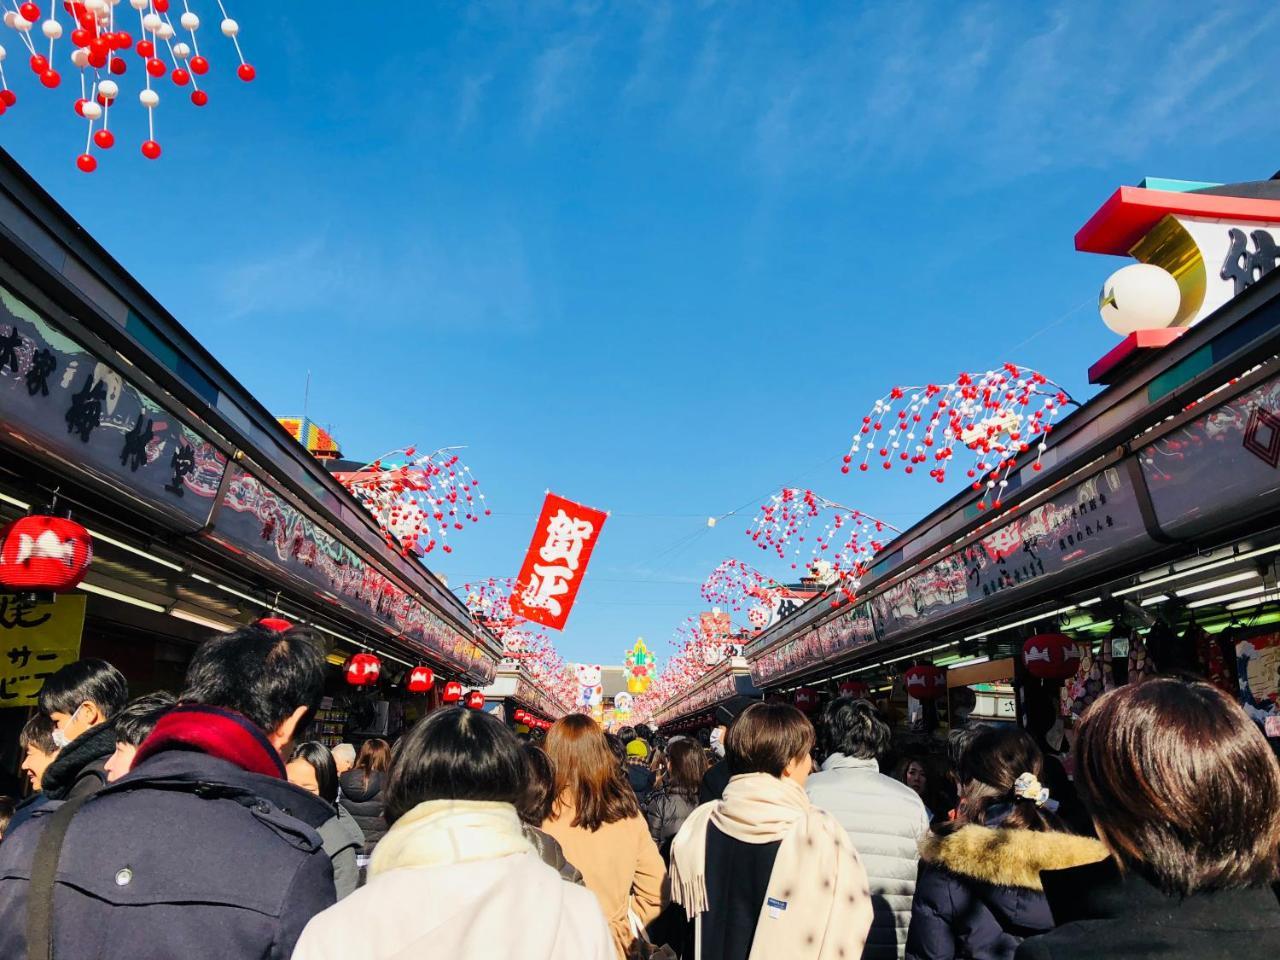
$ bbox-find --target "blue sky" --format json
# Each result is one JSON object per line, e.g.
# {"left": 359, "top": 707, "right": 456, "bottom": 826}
{"left": 4, "top": 1, "right": 1279, "bottom": 667}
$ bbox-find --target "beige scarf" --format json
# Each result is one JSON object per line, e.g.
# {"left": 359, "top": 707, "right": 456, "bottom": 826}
{"left": 370, "top": 799, "right": 533, "bottom": 876}
{"left": 670, "top": 773, "right": 872, "bottom": 960}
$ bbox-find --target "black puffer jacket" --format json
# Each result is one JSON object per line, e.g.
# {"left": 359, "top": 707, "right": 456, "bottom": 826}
{"left": 643, "top": 789, "right": 699, "bottom": 859}
{"left": 906, "top": 825, "right": 1108, "bottom": 960}
{"left": 338, "top": 769, "right": 387, "bottom": 856}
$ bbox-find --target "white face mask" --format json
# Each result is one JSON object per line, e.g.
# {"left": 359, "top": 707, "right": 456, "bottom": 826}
{"left": 52, "top": 705, "right": 85, "bottom": 749}
{"left": 709, "top": 727, "right": 725, "bottom": 758}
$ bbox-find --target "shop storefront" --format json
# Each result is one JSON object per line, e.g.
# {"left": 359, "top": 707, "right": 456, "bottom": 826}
{"left": 0, "top": 149, "right": 502, "bottom": 790}
{"left": 655, "top": 176, "right": 1280, "bottom": 753}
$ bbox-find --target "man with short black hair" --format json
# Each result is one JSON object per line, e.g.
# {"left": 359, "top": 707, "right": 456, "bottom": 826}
{"left": 0, "top": 625, "right": 338, "bottom": 958}
{"left": 806, "top": 697, "right": 930, "bottom": 960}
{"left": 35, "top": 658, "right": 127, "bottom": 804}
{"left": 103, "top": 691, "right": 177, "bottom": 782}
{"left": 698, "top": 695, "right": 758, "bottom": 803}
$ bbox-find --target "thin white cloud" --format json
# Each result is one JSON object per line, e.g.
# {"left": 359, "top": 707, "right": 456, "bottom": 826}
{"left": 526, "top": 32, "right": 596, "bottom": 132}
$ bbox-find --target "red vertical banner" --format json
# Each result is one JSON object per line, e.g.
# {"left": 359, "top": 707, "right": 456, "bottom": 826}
{"left": 509, "top": 493, "right": 608, "bottom": 631}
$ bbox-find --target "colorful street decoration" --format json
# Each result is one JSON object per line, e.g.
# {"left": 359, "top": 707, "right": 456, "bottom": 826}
{"left": 624, "top": 637, "right": 656, "bottom": 694}
{"left": 748, "top": 487, "right": 899, "bottom": 603}
{"left": 700, "top": 558, "right": 786, "bottom": 613}
{"left": 842, "top": 365, "right": 1071, "bottom": 511}
{"left": 335, "top": 446, "right": 487, "bottom": 559}
{"left": 1, "top": 1, "right": 256, "bottom": 169}
{"left": 509, "top": 493, "right": 607, "bottom": 631}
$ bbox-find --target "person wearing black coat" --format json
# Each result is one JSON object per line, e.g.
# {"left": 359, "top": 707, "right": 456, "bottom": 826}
{"left": 906, "top": 727, "right": 1108, "bottom": 960}
{"left": 1015, "top": 679, "right": 1280, "bottom": 960}
{"left": 0, "top": 625, "right": 339, "bottom": 959}
{"left": 339, "top": 766, "right": 388, "bottom": 857}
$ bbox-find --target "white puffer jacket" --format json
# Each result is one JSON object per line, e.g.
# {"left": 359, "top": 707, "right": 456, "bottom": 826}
{"left": 806, "top": 754, "right": 931, "bottom": 960}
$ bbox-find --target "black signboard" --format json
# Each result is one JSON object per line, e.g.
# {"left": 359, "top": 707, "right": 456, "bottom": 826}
{"left": 752, "top": 599, "right": 877, "bottom": 687}
{"left": 1140, "top": 370, "right": 1280, "bottom": 539}
{"left": 871, "top": 466, "right": 1148, "bottom": 639}
{"left": 210, "top": 464, "right": 493, "bottom": 682}
{"left": 0, "top": 283, "right": 227, "bottom": 527}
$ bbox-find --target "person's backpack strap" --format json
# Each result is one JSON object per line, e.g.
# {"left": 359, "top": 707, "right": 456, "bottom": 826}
{"left": 27, "top": 795, "right": 90, "bottom": 960}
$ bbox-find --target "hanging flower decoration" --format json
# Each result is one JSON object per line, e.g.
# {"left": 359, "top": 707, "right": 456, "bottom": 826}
{"left": 700, "top": 558, "right": 786, "bottom": 612}
{"left": 842, "top": 365, "right": 1071, "bottom": 510}
{"left": 0, "top": 1, "right": 255, "bottom": 170}
{"left": 747, "top": 487, "right": 899, "bottom": 603}
{"left": 339, "top": 446, "right": 488, "bottom": 558}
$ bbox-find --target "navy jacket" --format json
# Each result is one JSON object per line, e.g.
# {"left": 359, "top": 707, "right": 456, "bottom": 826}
{"left": 1016, "top": 858, "right": 1280, "bottom": 960}
{"left": 0, "top": 748, "right": 337, "bottom": 959}
{"left": 905, "top": 825, "right": 1108, "bottom": 960}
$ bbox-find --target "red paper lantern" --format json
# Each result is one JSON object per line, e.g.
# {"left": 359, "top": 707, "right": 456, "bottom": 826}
{"left": 345, "top": 652, "right": 381, "bottom": 687}
{"left": 793, "top": 687, "right": 819, "bottom": 713}
{"left": 903, "top": 665, "right": 946, "bottom": 701}
{"left": 442, "top": 680, "right": 463, "bottom": 704}
{"left": 465, "top": 690, "right": 485, "bottom": 710}
{"left": 0, "top": 515, "right": 93, "bottom": 594}
{"left": 406, "top": 665, "right": 435, "bottom": 694}
{"left": 1022, "top": 634, "right": 1086, "bottom": 680}
{"left": 255, "top": 617, "right": 293, "bottom": 633}
{"left": 838, "top": 680, "right": 871, "bottom": 700}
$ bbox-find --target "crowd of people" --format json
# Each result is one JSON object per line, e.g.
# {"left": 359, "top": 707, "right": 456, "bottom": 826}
{"left": 0, "top": 623, "right": 1277, "bottom": 959}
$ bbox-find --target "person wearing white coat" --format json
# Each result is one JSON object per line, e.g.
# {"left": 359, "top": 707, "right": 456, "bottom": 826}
{"left": 293, "top": 708, "right": 613, "bottom": 960}
{"left": 806, "top": 697, "right": 931, "bottom": 960}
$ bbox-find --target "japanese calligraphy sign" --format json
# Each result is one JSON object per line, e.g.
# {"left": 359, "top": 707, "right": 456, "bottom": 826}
{"left": 0, "top": 594, "right": 85, "bottom": 707}
{"left": 510, "top": 493, "right": 607, "bottom": 631}
{"left": 0, "top": 284, "right": 227, "bottom": 530}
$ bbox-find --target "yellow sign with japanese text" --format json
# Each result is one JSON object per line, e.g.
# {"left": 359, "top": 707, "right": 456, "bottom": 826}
{"left": 0, "top": 595, "right": 86, "bottom": 708}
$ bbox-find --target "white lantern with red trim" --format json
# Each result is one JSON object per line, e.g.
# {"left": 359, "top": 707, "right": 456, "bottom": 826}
{"left": 344, "top": 652, "right": 381, "bottom": 687}
{"left": 1022, "top": 634, "right": 1086, "bottom": 680}
{"left": 903, "top": 664, "right": 946, "bottom": 701}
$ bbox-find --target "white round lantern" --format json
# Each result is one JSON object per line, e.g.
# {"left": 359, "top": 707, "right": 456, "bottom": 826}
{"left": 1099, "top": 263, "right": 1181, "bottom": 336}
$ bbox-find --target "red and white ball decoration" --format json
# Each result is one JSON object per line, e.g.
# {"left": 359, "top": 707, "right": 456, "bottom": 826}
{"left": 465, "top": 690, "right": 485, "bottom": 710}
{"left": 344, "top": 651, "right": 381, "bottom": 688}
{"left": 441, "top": 679, "right": 463, "bottom": 704}
{"left": 700, "top": 558, "right": 784, "bottom": 613}
{"left": 340, "top": 446, "right": 488, "bottom": 559}
{"left": 903, "top": 664, "right": 946, "bottom": 701}
{"left": 0, "top": 513, "right": 93, "bottom": 593}
{"left": 843, "top": 365, "right": 1071, "bottom": 510}
{"left": 1022, "top": 633, "right": 1085, "bottom": 680}
{"left": 747, "top": 487, "right": 898, "bottom": 603}
{"left": 0, "top": 1, "right": 255, "bottom": 169}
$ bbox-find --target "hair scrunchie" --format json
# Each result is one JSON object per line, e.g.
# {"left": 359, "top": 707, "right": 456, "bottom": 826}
{"left": 1012, "top": 771, "right": 1050, "bottom": 807}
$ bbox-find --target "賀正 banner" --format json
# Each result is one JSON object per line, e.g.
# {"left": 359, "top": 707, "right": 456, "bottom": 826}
{"left": 509, "top": 493, "right": 607, "bottom": 631}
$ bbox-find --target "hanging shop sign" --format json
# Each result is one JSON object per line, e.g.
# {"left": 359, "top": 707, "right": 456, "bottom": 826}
{"left": 509, "top": 493, "right": 607, "bottom": 631}
{"left": 750, "top": 600, "right": 876, "bottom": 688}
{"left": 872, "top": 466, "right": 1148, "bottom": 640}
{"left": 209, "top": 464, "right": 494, "bottom": 684}
{"left": 1140, "top": 368, "right": 1280, "bottom": 540}
{"left": 0, "top": 283, "right": 228, "bottom": 528}
{"left": 0, "top": 594, "right": 85, "bottom": 707}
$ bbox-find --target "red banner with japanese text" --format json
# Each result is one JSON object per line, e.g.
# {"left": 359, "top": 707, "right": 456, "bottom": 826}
{"left": 509, "top": 493, "right": 608, "bottom": 631}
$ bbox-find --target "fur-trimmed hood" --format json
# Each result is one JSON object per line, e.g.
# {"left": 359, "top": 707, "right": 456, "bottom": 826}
{"left": 919, "top": 824, "right": 1108, "bottom": 891}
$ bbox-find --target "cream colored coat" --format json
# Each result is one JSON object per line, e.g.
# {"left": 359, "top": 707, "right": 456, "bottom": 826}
{"left": 542, "top": 801, "right": 668, "bottom": 959}
{"left": 293, "top": 800, "right": 612, "bottom": 960}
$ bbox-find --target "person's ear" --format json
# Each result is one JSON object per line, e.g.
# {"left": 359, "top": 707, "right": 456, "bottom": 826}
{"left": 266, "top": 706, "right": 311, "bottom": 757}
{"left": 82, "top": 701, "right": 106, "bottom": 727}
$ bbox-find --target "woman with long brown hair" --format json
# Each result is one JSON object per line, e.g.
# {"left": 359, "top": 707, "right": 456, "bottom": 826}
{"left": 542, "top": 714, "right": 666, "bottom": 959}
{"left": 339, "top": 738, "right": 392, "bottom": 862}
{"left": 905, "top": 727, "right": 1107, "bottom": 960}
